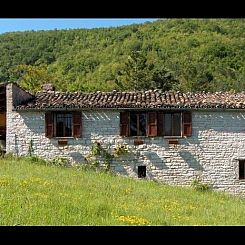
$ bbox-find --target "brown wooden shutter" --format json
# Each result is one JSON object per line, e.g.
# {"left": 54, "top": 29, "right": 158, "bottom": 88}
{"left": 45, "top": 112, "right": 53, "bottom": 138}
{"left": 157, "top": 112, "right": 164, "bottom": 136}
{"left": 182, "top": 111, "right": 192, "bottom": 137}
{"left": 73, "top": 112, "right": 82, "bottom": 138}
{"left": 148, "top": 112, "right": 157, "bottom": 136}
{"left": 120, "top": 112, "right": 129, "bottom": 136}
{"left": 0, "top": 112, "right": 6, "bottom": 127}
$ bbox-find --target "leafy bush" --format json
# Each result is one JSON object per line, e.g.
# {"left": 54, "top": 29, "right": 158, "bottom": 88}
{"left": 191, "top": 177, "right": 212, "bottom": 192}
{"left": 27, "top": 156, "right": 48, "bottom": 165}
{"left": 49, "top": 157, "right": 71, "bottom": 168}
{"left": 87, "top": 142, "right": 131, "bottom": 171}
{"left": 113, "top": 144, "right": 129, "bottom": 157}
{"left": 1, "top": 152, "right": 18, "bottom": 160}
{"left": 86, "top": 142, "right": 113, "bottom": 171}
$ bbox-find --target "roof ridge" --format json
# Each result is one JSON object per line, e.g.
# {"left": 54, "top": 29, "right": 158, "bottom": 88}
{"left": 16, "top": 89, "right": 245, "bottom": 110}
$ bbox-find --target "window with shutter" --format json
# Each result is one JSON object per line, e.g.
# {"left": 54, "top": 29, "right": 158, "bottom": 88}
{"left": 120, "top": 112, "right": 129, "bottom": 136}
{"left": 183, "top": 111, "right": 192, "bottom": 137}
{"left": 129, "top": 112, "right": 147, "bottom": 136}
{"left": 73, "top": 112, "right": 82, "bottom": 138}
{"left": 55, "top": 113, "right": 72, "bottom": 137}
{"left": 172, "top": 113, "right": 181, "bottom": 136}
{"left": 148, "top": 112, "right": 157, "bottom": 136}
{"left": 159, "top": 112, "right": 182, "bottom": 137}
{"left": 157, "top": 112, "right": 164, "bottom": 136}
{"left": 45, "top": 111, "right": 82, "bottom": 138}
{"left": 45, "top": 112, "right": 53, "bottom": 138}
{"left": 119, "top": 110, "right": 192, "bottom": 138}
{"left": 157, "top": 111, "right": 191, "bottom": 137}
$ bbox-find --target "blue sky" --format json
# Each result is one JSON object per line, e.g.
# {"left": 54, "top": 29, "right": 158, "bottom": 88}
{"left": 0, "top": 19, "right": 157, "bottom": 34}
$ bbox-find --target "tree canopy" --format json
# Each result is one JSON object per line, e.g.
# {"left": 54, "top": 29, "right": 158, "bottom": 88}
{"left": 0, "top": 19, "right": 244, "bottom": 93}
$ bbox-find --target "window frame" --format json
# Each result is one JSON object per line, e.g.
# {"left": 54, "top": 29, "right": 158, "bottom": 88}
{"left": 239, "top": 160, "right": 245, "bottom": 180}
{"left": 163, "top": 111, "right": 182, "bottom": 138}
{"left": 138, "top": 166, "right": 146, "bottom": 178}
{"left": 120, "top": 110, "right": 191, "bottom": 138}
{"left": 129, "top": 111, "right": 147, "bottom": 137}
{"left": 45, "top": 111, "right": 82, "bottom": 138}
{"left": 54, "top": 112, "right": 73, "bottom": 138}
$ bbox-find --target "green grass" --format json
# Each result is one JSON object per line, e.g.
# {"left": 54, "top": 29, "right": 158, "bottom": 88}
{"left": 0, "top": 156, "right": 245, "bottom": 226}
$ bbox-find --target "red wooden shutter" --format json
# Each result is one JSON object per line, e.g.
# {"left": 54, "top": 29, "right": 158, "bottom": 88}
{"left": 183, "top": 111, "right": 192, "bottom": 137}
{"left": 148, "top": 112, "right": 157, "bottom": 136}
{"left": 73, "top": 112, "right": 82, "bottom": 138}
{"left": 157, "top": 112, "right": 164, "bottom": 136}
{"left": 45, "top": 112, "right": 53, "bottom": 138}
{"left": 120, "top": 112, "right": 129, "bottom": 136}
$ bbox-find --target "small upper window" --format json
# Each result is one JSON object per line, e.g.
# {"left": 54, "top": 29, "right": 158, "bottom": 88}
{"left": 138, "top": 166, "right": 146, "bottom": 178}
{"left": 239, "top": 160, "right": 245, "bottom": 180}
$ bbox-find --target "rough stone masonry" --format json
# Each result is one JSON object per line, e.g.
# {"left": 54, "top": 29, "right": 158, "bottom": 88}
{"left": 5, "top": 83, "right": 245, "bottom": 196}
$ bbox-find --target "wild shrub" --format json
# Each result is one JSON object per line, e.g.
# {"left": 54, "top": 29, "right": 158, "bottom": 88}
{"left": 191, "top": 176, "right": 212, "bottom": 192}
{"left": 49, "top": 157, "right": 71, "bottom": 168}
{"left": 86, "top": 142, "right": 130, "bottom": 171}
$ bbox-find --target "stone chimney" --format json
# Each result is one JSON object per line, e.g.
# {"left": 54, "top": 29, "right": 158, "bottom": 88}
{"left": 42, "top": 83, "right": 55, "bottom": 92}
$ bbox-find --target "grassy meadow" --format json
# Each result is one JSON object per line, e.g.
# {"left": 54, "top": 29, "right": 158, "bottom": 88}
{"left": 0, "top": 156, "right": 245, "bottom": 226}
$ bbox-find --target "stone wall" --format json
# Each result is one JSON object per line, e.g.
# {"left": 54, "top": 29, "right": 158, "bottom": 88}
{"left": 6, "top": 98, "right": 245, "bottom": 195}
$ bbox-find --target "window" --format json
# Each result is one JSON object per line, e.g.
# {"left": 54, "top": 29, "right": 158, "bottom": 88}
{"left": 45, "top": 112, "right": 81, "bottom": 138}
{"left": 130, "top": 112, "right": 147, "bottom": 136}
{"left": 55, "top": 113, "right": 72, "bottom": 137}
{"left": 120, "top": 111, "right": 192, "bottom": 137}
{"left": 138, "top": 166, "right": 146, "bottom": 178}
{"left": 239, "top": 160, "right": 245, "bottom": 180}
{"left": 164, "top": 112, "right": 181, "bottom": 136}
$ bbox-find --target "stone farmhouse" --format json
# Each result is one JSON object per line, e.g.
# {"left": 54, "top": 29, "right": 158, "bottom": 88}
{"left": 1, "top": 82, "right": 245, "bottom": 195}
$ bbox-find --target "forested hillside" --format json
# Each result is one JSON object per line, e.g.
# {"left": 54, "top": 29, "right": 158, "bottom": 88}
{"left": 0, "top": 19, "right": 244, "bottom": 92}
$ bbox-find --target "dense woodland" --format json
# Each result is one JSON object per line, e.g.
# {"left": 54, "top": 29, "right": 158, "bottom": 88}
{"left": 0, "top": 19, "right": 244, "bottom": 93}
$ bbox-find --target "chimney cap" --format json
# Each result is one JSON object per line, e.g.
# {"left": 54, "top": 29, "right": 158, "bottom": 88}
{"left": 42, "top": 83, "right": 55, "bottom": 92}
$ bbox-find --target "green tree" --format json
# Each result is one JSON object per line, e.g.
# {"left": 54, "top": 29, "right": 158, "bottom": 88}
{"left": 125, "top": 51, "right": 149, "bottom": 90}
{"left": 150, "top": 65, "right": 178, "bottom": 90}
{"left": 0, "top": 19, "right": 243, "bottom": 92}
{"left": 15, "top": 64, "right": 57, "bottom": 92}
{"left": 116, "top": 51, "right": 178, "bottom": 91}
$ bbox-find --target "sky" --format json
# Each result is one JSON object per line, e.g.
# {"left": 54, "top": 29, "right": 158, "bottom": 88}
{"left": 0, "top": 18, "right": 157, "bottom": 34}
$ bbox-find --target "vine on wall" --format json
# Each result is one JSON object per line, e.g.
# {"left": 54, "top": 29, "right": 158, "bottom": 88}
{"left": 86, "top": 141, "right": 129, "bottom": 171}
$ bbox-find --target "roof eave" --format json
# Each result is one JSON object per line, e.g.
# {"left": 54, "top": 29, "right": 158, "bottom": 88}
{"left": 13, "top": 106, "right": 245, "bottom": 112}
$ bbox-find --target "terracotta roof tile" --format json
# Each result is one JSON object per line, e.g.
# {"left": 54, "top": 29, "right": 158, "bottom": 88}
{"left": 14, "top": 90, "right": 245, "bottom": 110}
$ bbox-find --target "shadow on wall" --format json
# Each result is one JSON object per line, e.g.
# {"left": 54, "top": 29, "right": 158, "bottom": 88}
{"left": 194, "top": 112, "right": 245, "bottom": 132}
{"left": 17, "top": 110, "right": 245, "bottom": 169}
{"left": 21, "top": 113, "right": 45, "bottom": 134}
{"left": 112, "top": 163, "right": 137, "bottom": 177}
{"left": 112, "top": 149, "right": 169, "bottom": 179}
{"left": 69, "top": 151, "right": 86, "bottom": 163}
{"left": 20, "top": 111, "right": 245, "bottom": 136}
{"left": 178, "top": 150, "right": 203, "bottom": 171}
{"left": 82, "top": 111, "right": 114, "bottom": 121}
{"left": 142, "top": 151, "right": 168, "bottom": 170}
